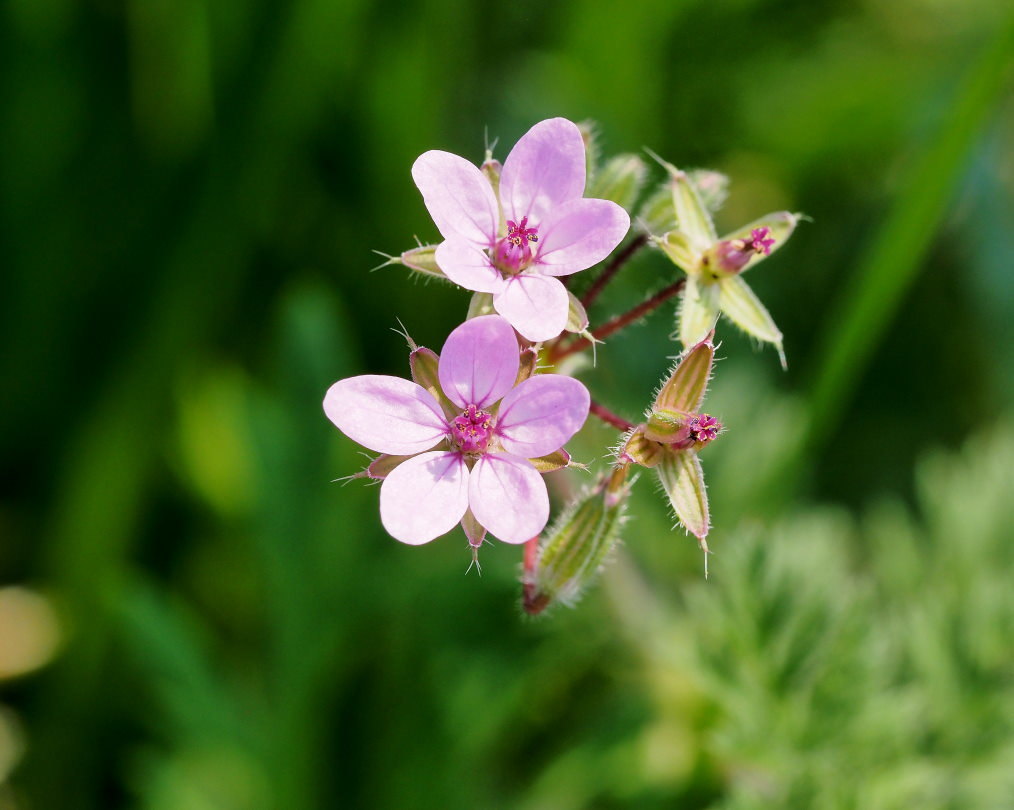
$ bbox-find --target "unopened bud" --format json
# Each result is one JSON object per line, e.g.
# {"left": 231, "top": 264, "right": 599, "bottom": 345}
{"left": 400, "top": 244, "right": 445, "bottom": 279}
{"left": 588, "top": 153, "right": 648, "bottom": 212}
{"left": 523, "top": 477, "right": 629, "bottom": 614}
{"left": 687, "top": 169, "right": 730, "bottom": 214}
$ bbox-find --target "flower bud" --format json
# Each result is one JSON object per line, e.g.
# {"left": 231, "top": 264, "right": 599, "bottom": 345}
{"left": 524, "top": 476, "right": 629, "bottom": 614}
{"left": 400, "top": 245, "right": 446, "bottom": 279}
{"left": 687, "top": 169, "right": 730, "bottom": 214}
{"left": 588, "top": 153, "right": 648, "bottom": 212}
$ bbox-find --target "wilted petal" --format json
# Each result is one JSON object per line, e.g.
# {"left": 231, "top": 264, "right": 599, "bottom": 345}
{"left": 412, "top": 150, "right": 499, "bottom": 247}
{"left": 500, "top": 118, "right": 586, "bottom": 225}
{"left": 380, "top": 451, "right": 469, "bottom": 545}
{"left": 324, "top": 376, "right": 448, "bottom": 455}
{"left": 536, "top": 198, "right": 630, "bottom": 276}
{"left": 497, "top": 375, "right": 590, "bottom": 459}
{"left": 657, "top": 450, "right": 710, "bottom": 540}
{"left": 493, "top": 274, "right": 569, "bottom": 343}
{"left": 468, "top": 454, "right": 549, "bottom": 544}
{"left": 438, "top": 315, "right": 520, "bottom": 409}
{"left": 434, "top": 239, "right": 504, "bottom": 294}
{"left": 677, "top": 275, "right": 720, "bottom": 348}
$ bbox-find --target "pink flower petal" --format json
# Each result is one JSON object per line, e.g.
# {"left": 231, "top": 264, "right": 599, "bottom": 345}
{"left": 323, "top": 376, "right": 448, "bottom": 455}
{"left": 536, "top": 198, "right": 630, "bottom": 277}
{"left": 437, "top": 315, "right": 520, "bottom": 409}
{"left": 468, "top": 454, "right": 549, "bottom": 544}
{"left": 493, "top": 274, "right": 569, "bottom": 342}
{"left": 380, "top": 451, "right": 469, "bottom": 545}
{"left": 434, "top": 239, "right": 504, "bottom": 294}
{"left": 411, "top": 150, "right": 499, "bottom": 247}
{"left": 496, "top": 375, "right": 590, "bottom": 459}
{"left": 499, "top": 118, "right": 586, "bottom": 226}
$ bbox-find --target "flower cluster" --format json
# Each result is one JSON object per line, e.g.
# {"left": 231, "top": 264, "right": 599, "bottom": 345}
{"left": 324, "top": 117, "right": 802, "bottom": 612}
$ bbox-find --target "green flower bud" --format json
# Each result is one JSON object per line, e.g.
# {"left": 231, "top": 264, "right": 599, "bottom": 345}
{"left": 588, "top": 153, "right": 649, "bottom": 212}
{"left": 524, "top": 477, "right": 629, "bottom": 614}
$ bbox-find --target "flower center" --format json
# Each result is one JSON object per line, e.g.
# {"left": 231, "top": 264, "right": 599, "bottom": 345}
{"left": 687, "top": 413, "right": 721, "bottom": 445}
{"left": 450, "top": 404, "right": 494, "bottom": 454}
{"left": 494, "top": 216, "right": 539, "bottom": 274}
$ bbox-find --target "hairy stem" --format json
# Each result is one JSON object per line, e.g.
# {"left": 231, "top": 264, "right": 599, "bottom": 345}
{"left": 550, "top": 278, "right": 686, "bottom": 363}
{"left": 590, "top": 400, "right": 635, "bottom": 432}
{"left": 580, "top": 234, "right": 649, "bottom": 308}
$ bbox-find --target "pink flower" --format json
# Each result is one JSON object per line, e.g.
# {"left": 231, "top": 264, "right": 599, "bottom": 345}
{"left": 322, "top": 315, "right": 590, "bottom": 546}
{"left": 412, "top": 118, "right": 630, "bottom": 342}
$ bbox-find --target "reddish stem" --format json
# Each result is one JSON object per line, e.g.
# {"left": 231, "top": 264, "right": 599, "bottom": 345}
{"left": 549, "top": 278, "right": 686, "bottom": 363}
{"left": 580, "top": 234, "right": 649, "bottom": 309}
{"left": 590, "top": 400, "right": 634, "bottom": 432}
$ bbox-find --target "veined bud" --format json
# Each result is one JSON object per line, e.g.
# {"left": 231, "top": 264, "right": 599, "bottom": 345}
{"left": 400, "top": 244, "right": 445, "bottom": 279}
{"left": 687, "top": 169, "right": 730, "bottom": 213}
{"left": 523, "top": 476, "right": 629, "bottom": 615}
{"left": 587, "top": 153, "right": 649, "bottom": 212}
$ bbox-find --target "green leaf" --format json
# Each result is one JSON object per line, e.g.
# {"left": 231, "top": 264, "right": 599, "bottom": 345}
{"left": 656, "top": 450, "right": 709, "bottom": 541}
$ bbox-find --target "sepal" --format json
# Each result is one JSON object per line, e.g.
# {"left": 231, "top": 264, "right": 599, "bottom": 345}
{"left": 467, "top": 291, "right": 495, "bottom": 319}
{"left": 409, "top": 346, "right": 458, "bottom": 419}
{"left": 718, "top": 276, "right": 786, "bottom": 368}
{"left": 652, "top": 229, "right": 698, "bottom": 274}
{"left": 653, "top": 335, "right": 715, "bottom": 413}
{"left": 677, "top": 275, "right": 720, "bottom": 348}
{"left": 528, "top": 448, "right": 574, "bottom": 473}
{"left": 656, "top": 449, "right": 710, "bottom": 543}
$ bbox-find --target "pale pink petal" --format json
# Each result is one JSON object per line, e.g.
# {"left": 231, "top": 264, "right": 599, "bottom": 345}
{"left": 493, "top": 274, "right": 569, "bottom": 343}
{"left": 434, "top": 239, "right": 504, "bottom": 294}
{"left": 496, "top": 375, "right": 590, "bottom": 459}
{"left": 536, "top": 198, "right": 630, "bottom": 276}
{"left": 468, "top": 454, "right": 549, "bottom": 544}
{"left": 411, "top": 150, "right": 499, "bottom": 247}
{"left": 323, "top": 376, "right": 448, "bottom": 455}
{"left": 499, "top": 118, "right": 586, "bottom": 226}
{"left": 437, "top": 315, "right": 520, "bottom": 409}
{"left": 380, "top": 451, "right": 469, "bottom": 545}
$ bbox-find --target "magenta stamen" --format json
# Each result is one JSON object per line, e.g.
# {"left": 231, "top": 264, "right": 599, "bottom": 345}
{"left": 450, "top": 404, "right": 495, "bottom": 454}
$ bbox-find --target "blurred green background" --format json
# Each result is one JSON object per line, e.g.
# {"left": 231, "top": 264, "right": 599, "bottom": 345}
{"left": 1, "top": 0, "right": 1012, "bottom": 807}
